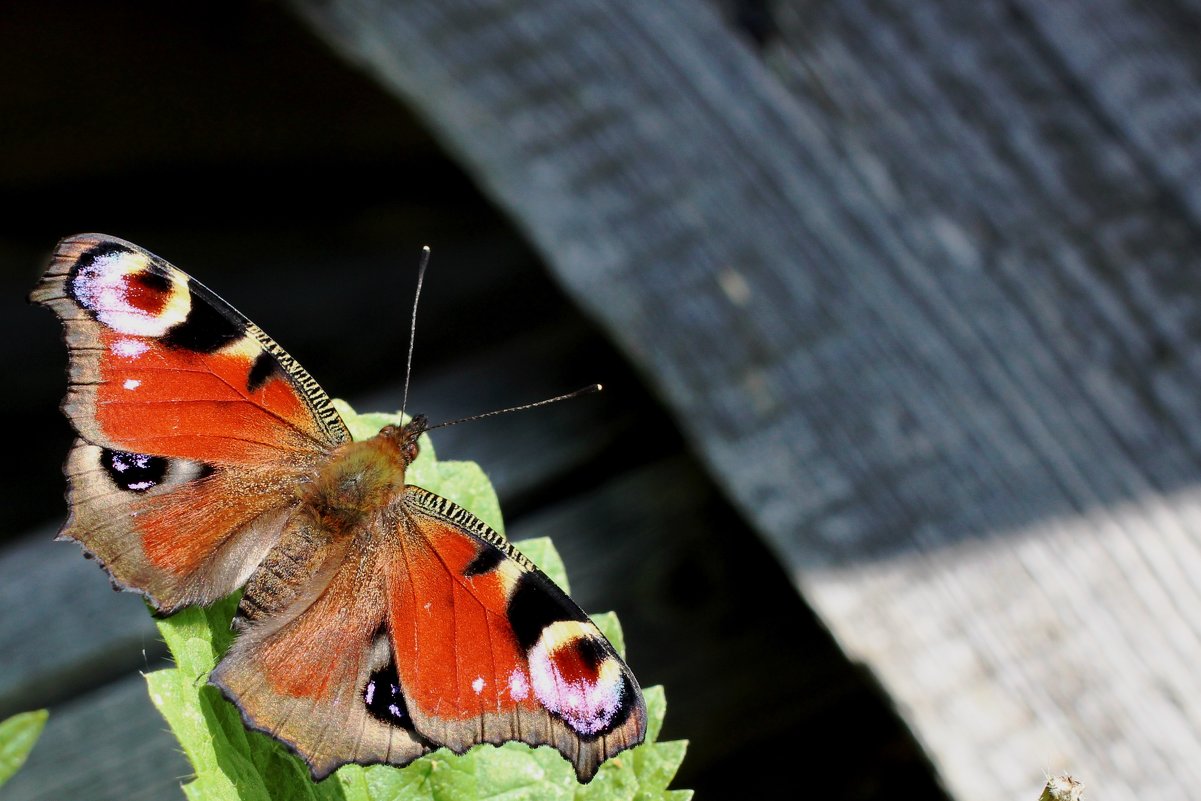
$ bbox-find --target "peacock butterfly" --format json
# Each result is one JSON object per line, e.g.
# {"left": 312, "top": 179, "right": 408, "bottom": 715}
{"left": 31, "top": 233, "right": 646, "bottom": 782}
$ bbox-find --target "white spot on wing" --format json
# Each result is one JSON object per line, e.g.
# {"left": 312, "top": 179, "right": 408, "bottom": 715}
{"left": 72, "top": 250, "right": 189, "bottom": 336}
{"left": 123, "top": 378, "right": 141, "bottom": 390}
{"left": 527, "top": 622, "right": 625, "bottom": 735}
{"left": 112, "top": 338, "right": 148, "bottom": 358}
{"left": 472, "top": 676, "right": 485, "bottom": 694}
{"left": 508, "top": 669, "right": 529, "bottom": 701}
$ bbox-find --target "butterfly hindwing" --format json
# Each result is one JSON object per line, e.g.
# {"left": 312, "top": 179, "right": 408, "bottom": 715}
{"left": 61, "top": 438, "right": 298, "bottom": 610}
{"left": 32, "top": 234, "right": 351, "bottom": 612}
{"left": 390, "top": 487, "right": 647, "bottom": 782}
{"left": 210, "top": 508, "right": 428, "bottom": 778}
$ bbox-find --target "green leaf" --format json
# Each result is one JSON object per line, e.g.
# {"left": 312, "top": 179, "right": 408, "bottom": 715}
{"left": 146, "top": 400, "right": 688, "bottom": 800}
{"left": 419, "top": 458, "right": 505, "bottom": 536}
{"left": 0, "top": 709, "right": 48, "bottom": 788}
{"left": 148, "top": 595, "right": 325, "bottom": 801}
{"left": 590, "top": 612, "right": 626, "bottom": 659}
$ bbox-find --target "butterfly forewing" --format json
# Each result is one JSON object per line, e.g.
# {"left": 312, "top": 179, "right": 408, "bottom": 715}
{"left": 390, "top": 488, "right": 647, "bottom": 781}
{"left": 31, "top": 234, "right": 350, "bottom": 454}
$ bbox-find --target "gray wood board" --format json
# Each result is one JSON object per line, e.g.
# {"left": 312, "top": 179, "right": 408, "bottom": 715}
{"left": 1, "top": 675, "right": 189, "bottom": 801}
{"left": 288, "top": 1, "right": 1201, "bottom": 798}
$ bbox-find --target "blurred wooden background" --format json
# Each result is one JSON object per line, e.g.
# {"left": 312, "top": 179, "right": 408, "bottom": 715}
{"left": 0, "top": 2, "right": 939, "bottom": 799}
{"left": 6, "top": 1, "right": 1201, "bottom": 799}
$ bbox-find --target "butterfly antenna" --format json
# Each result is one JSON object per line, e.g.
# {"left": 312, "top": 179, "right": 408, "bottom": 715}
{"left": 426, "top": 384, "right": 603, "bottom": 431}
{"left": 401, "top": 246, "right": 431, "bottom": 420}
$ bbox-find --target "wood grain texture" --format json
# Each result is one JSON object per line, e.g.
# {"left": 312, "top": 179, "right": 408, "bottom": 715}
{"left": 0, "top": 527, "right": 163, "bottom": 719}
{"left": 1, "top": 675, "right": 188, "bottom": 801}
{"left": 289, "top": 0, "right": 1201, "bottom": 797}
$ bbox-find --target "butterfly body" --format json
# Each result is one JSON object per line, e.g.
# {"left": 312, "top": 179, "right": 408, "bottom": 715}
{"left": 303, "top": 422, "right": 416, "bottom": 530}
{"left": 33, "top": 234, "right": 645, "bottom": 782}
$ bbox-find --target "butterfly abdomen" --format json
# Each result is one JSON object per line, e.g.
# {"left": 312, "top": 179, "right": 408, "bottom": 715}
{"left": 237, "top": 509, "right": 344, "bottom": 627}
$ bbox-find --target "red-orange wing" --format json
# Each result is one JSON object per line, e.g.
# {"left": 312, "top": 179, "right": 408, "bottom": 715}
{"left": 210, "top": 508, "right": 428, "bottom": 779}
{"left": 32, "top": 233, "right": 351, "bottom": 612}
{"left": 388, "top": 488, "right": 647, "bottom": 782}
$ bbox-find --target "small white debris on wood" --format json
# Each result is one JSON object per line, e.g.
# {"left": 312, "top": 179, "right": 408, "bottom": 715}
{"left": 717, "top": 267, "right": 751, "bottom": 307}
{"left": 1039, "top": 774, "right": 1083, "bottom": 801}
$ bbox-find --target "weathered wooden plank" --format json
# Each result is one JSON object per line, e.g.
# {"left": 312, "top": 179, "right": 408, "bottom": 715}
{"left": 1011, "top": 0, "right": 1201, "bottom": 220}
{"left": 2, "top": 674, "right": 188, "bottom": 801}
{"left": 287, "top": 1, "right": 1201, "bottom": 798}
{"left": 0, "top": 528, "right": 163, "bottom": 720}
